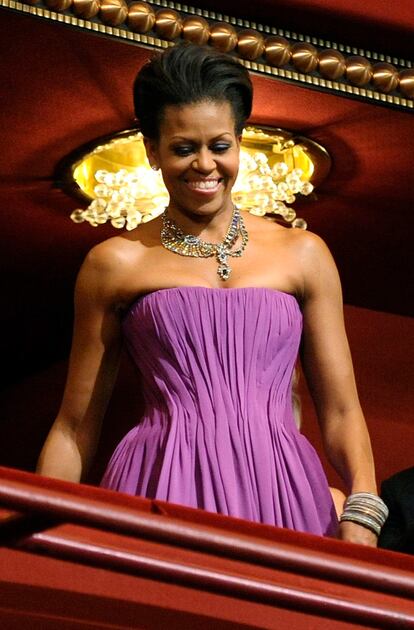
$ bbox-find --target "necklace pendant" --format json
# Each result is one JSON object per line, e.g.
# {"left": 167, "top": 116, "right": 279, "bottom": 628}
{"left": 218, "top": 263, "right": 231, "bottom": 281}
{"left": 217, "top": 250, "right": 228, "bottom": 264}
{"left": 216, "top": 245, "right": 231, "bottom": 280}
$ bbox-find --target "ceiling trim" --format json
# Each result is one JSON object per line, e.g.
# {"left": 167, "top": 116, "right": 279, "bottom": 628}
{"left": 1, "top": 0, "right": 413, "bottom": 111}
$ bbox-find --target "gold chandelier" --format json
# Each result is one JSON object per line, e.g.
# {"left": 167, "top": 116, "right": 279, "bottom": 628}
{"left": 68, "top": 126, "right": 330, "bottom": 230}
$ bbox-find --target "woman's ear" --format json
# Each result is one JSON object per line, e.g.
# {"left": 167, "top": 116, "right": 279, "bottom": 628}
{"left": 143, "top": 137, "right": 159, "bottom": 171}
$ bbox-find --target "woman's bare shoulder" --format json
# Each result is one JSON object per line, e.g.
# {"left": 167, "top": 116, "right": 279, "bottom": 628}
{"left": 82, "top": 218, "right": 160, "bottom": 276}
{"left": 245, "top": 212, "right": 330, "bottom": 257}
{"left": 76, "top": 221, "right": 162, "bottom": 309}
{"left": 277, "top": 225, "right": 334, "bottom": 266}
{"left": 282, "top": 224, "right": 327, "bottom": 249}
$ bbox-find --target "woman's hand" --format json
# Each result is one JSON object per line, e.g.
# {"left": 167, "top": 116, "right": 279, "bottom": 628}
{"left": 338, "top": 520, "right": 378, "bottom": 547}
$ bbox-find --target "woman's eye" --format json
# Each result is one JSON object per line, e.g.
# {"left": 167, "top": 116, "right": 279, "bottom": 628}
{"left": 211, "top": 144, "right": 230, "bottom": 153}
{"left": 172, "top": 143, "right": 230, "bottom": 157}
{"left": 173, "top": 146, "right": 193, "bottom": 157}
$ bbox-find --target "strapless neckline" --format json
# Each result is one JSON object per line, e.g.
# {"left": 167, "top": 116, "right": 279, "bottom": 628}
{"left": 127, "top": 285, "right": 299, "bottom": 316}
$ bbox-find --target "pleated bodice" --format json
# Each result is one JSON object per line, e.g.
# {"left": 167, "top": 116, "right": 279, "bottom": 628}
{"left": 101, "top": 286, "right": 337, "bottom": 536}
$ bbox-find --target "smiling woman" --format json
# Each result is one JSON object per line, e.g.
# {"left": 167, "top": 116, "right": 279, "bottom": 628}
{"left": 134, "top": 43, "right": 250, "bottom": 235}
{"left": 145, "top": 100, "right": 247, "bottom": 281}
{"left": 37, "top": 43, "right": 388, "bottom": 546}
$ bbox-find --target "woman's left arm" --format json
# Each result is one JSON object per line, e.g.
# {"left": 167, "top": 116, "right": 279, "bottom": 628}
{"left": 297, "top": 231, "right": 378, "bottom": 546}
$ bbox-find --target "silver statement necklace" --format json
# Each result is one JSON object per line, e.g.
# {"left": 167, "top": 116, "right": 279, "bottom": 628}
{"left": 160, "top": 206, "right": 248, "bottom": 281}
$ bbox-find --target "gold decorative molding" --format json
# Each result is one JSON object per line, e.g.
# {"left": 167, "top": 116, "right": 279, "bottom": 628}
{"left": 1, "top": 0, "right": 413, "bottom": 110}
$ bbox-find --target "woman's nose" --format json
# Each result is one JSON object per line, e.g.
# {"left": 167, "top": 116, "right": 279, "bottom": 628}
{"left": 192, "top": 149, "right": 215, "bottom": 173}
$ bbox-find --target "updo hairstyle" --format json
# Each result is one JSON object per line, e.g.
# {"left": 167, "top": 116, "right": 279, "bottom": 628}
{"left": 134, "top": 43, "right": 253, "bottom": 139}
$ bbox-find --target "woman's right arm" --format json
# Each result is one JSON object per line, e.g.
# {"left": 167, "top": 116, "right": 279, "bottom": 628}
{"left": 37, "top": 244, "right": 124, "bottom": 483}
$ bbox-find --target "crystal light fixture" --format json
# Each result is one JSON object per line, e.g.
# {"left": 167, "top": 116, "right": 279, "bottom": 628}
{"left": 68, "top": 126, "right": 330, "bottom": 230}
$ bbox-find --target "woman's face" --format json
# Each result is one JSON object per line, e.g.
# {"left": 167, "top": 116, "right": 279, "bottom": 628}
{"left": 145, "top": 100, "right": 241, "bottom": 220}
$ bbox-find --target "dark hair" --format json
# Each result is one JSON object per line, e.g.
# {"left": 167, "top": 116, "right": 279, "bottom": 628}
{"left": 133, "top": 43, "right": 253, "bottom": 139}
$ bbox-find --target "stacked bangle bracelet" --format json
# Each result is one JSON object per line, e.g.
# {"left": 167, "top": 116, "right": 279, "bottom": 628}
{"left": 339, "top": 492, "right": 389, "bottom": 536}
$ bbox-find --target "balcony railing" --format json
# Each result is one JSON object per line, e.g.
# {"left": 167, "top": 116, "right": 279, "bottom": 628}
{"left": 1, "top": 466, "right": 414, "bottom": 629}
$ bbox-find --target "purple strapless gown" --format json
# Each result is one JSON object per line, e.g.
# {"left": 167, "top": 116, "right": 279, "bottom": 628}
{"left": 101, "top": 286, "right": 337, "bottom": 536}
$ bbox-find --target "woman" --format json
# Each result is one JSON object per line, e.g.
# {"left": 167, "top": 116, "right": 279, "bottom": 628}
{"left": 37, "top": 43, "right": 387, "bottom": 545}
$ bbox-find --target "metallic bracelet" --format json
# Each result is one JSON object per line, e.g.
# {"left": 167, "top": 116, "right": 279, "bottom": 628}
{"left": 339, "top": 492, "right": 389, "bottom": 536}
{"left": 345, "top": 493, "right": 389, "bottom": 521}
{"left": 339, "top": 512, "right": 382, "bottom": 536}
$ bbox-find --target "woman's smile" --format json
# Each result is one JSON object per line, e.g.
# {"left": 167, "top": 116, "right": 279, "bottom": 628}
{"left": 184, "top": 177, "right": 223, "bottom": 195}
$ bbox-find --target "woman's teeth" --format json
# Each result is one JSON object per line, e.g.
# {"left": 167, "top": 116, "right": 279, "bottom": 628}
{"left": 186, "top": 179, "right": 221, "bottom": 190}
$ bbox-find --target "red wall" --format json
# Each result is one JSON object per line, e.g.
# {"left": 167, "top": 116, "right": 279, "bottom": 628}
{"left": 300, "top": 306, "right": 414, "bottom": 491}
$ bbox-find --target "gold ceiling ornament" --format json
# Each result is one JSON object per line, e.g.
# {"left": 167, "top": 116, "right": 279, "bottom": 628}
{"left": 318, "top": 50, "right": 346, "bottom": 81}
{"left": 72, "top": 0, "right": 100, "bottom": 18}
{"left": 264, "top": 36, "right": 292, "bottom": 68}
{"left": 127, "top": 1, "right": 156, "bottom": 32}
{"left": 237, "top": 30, "right": 265, "bottom": 62}
{"left": 399, "top": 69, "right": 414, "bottom": 99}
{"left": 371, "top": 62, "right": 400, "bottom": 94}
{"left": 68, "top": 126, "right": 331, "bottom": 231}
{"left": 209, "top": 23, "right": 238, "bottom": 53}
{"left": 290, "top": 42, "right": 318, "bottom": 74}
{"left": 154, "top": 8, "right": 183, "bottom": 40}
{"left": 182, "top": 16, "right": 210, "bottom": 46}
{"left": 100, "top": 0, "right": 128, "bottom": 26}
{"left": 345, "top": 56, "right": 373, "bottom": 87}
{"left": 6, "top": 0, "right": 413, "bottom": 110}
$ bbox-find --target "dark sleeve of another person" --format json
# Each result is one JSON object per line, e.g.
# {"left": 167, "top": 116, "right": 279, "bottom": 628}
{"left": 378, "top": 467, "right": 414, "bottom": 555}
